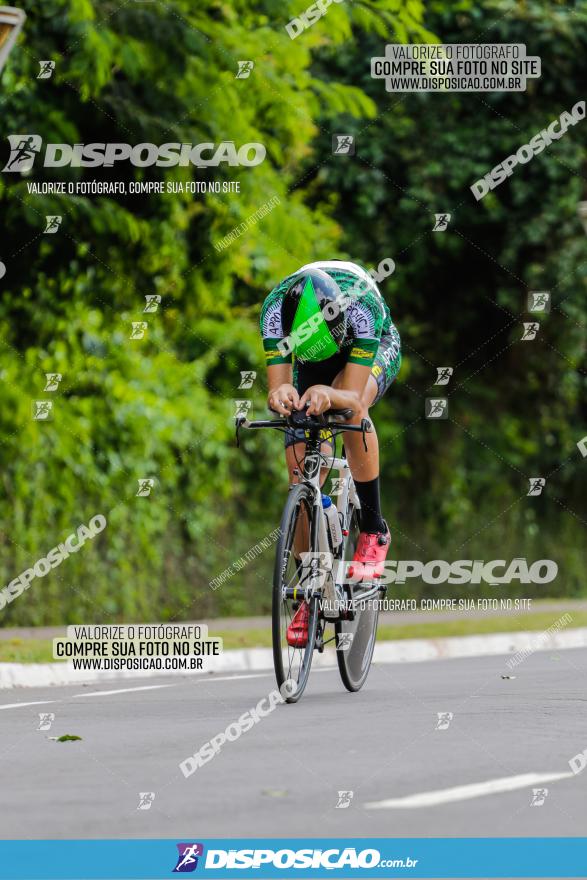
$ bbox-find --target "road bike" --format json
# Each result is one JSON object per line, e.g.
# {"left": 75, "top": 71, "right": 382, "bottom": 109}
{"left": 236, "top": 406, "right": 386, "bottom": 703}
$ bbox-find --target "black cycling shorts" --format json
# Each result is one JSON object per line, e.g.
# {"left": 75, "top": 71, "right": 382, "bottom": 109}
{"left": 284, "top": 326, "right": 401, "bottom": 448}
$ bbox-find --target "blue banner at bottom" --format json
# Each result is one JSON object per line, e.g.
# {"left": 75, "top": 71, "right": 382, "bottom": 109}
{"left": 0, "top": 838, "right": 586, "bottom": 879}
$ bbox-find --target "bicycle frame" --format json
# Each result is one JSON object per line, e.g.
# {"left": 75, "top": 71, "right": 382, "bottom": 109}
{"left": 299, "top": 435, "right": 361, "bottom": 617}
{"left": 236, "top": 407, "right": 375, "bottom": 611}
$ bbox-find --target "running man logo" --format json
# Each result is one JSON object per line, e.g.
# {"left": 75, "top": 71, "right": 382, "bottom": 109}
{"left": 530, "top": 788, "right": 549, "bottom": 806}
{"left": 521, "top": 321, "right": 540, "bottom": 341}
{"left": 238, "top": 371, "right": 256, "bottom": 389}
{"left": 136, "top": 478, "right": 155, "bottom": 497}
{"left": 436, "top": 711, "right": 453, "bottom": 730}
{"left": 143, "top": 294, "right": 161, "bottom": 313}
{"left": 236, "top": 60, "right": 254, "bottom": 79}
{"left": 433, "top": 213, "right": 451, "bottom": 231}
{"left": 173, "top": 843, "right": 204, "bottom": 873}
{"left": 527, "top": 477, "right": 545, "bottom": 496}
{"left": 332, "top": 134, "right": 355, "bottom": 155}
{"left": 336, "top": 632, "right": 354, "bottom": 652}
{"left": 32, "top": 400, "right": 53, "bottom": 421}
{"left": 2, "top": 134, "right": 42, "bottom": 172}
{"left": 435, "top": 367, "right": 453, "bottom": 385}
{"left": 425, "top": 398, "right": 448, "bottom": 419}
{"left": 299, "top": 551, "right": 333, "bottom": 590}
{"left": 37, "top": 712, "right": 55, "bottom": 731}
{"left": 330, "top": 478, "right": 345, "bottom": 496}
{"left": 130, "top": 322, "right": 148, "bottom": 339}
{"left": 528, "top": 291, "right": 551, "bottom": 313}
{"left": 335, "top": 790, "right": 354, "bottom": 809}
{"left": 37, "top": 60, "right": 55, "bottom": 79}
{"left": 44, "top": 215, "right": 62, "bottom": 234}
{"left": 44, "top": 373, "right": 62, "bottom": 391}
{"left": 234, "top": 399, "right": 252, "bottom": 418}
{"left": 137, "top": 792, "right": 155, "bottom": 810}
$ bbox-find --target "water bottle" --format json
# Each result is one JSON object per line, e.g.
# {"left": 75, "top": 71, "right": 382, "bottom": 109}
{"left": 321, "top": 494, "right": 342, "bottom": 550}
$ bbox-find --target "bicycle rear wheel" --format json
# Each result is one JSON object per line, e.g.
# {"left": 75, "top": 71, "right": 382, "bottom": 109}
{"left": 336, "top": 505, "right": 381, "bottom": 692}
{"left": 272, "top": 482, "right": 320, "bottom": 703}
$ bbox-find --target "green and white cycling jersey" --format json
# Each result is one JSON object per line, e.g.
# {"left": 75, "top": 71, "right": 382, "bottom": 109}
{"left": 260, "top": 260, "right": 394, "bottom": 367}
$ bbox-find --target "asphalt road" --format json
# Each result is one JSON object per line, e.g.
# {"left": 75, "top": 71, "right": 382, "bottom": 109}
{"left": 0, "top": 648, "right": 586, "bottom": 840}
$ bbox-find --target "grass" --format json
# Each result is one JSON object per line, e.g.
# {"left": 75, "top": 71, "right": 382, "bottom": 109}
{"left": 0, "top": 610, "right": 585, "bottom": 663}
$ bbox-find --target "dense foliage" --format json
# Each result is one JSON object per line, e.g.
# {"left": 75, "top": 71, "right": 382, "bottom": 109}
{"left": 0, "top": 0, "right": 585, "bottom": 625}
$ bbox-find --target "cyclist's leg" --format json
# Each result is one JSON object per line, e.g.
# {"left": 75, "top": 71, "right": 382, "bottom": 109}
{"left": 332, "top": 326, "right": 401, "bottom": 533}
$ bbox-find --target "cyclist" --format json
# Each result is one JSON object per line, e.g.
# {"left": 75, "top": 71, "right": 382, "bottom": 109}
{"left": 259, "top": 260, "right": 401, "bottom": 646}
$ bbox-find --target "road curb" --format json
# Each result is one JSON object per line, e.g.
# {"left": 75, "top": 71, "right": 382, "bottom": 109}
{"left": 1, "top": 626, "right": 586, "bottom": 689}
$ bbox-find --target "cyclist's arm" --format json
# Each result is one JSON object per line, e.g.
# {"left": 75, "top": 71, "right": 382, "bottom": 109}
{"left": 267, "top": 364, "right": 299, "bottom": 415}
{"left": 300, "top": 363, "right": 371, "bottom": 416}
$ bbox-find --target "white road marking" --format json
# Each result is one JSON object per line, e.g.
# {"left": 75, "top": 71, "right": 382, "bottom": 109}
{"left": 0, "top": 699, "right": 57, "bottom": 710}
{"left": 0, "top": 671, "right": 274, "bottom": 711}
{"left": 202, "top": 672, "right": 273, "bottom": 682}
{"left": 72, "top": 684, "right": 173, "bottom": 698}
{"left": 365, "top": 772, "right": 575, "bottom": 809}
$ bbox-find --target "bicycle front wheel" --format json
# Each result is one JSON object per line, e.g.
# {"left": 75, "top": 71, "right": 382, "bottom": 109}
{"left": 336, "top": 505, "right": 381, "bottom": 692}
{"left": 272, "top": 482, "right": 319, "bottom": 704}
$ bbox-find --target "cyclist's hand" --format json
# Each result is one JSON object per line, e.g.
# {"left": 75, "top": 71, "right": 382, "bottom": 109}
{"left": 268, "top": 383, "right": 299, "bottom": 415}
{"left": 298, "top": 385, "right": 331, "bottom": 416}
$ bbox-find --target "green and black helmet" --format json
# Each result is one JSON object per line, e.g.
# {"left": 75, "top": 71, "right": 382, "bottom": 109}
{"left": 281, "top": 268, "right": 347, "bottom": 362}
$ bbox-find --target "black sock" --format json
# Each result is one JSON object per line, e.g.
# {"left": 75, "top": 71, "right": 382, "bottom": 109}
{"left": 354, "top": 477, "right": 386, "bottom": 534}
